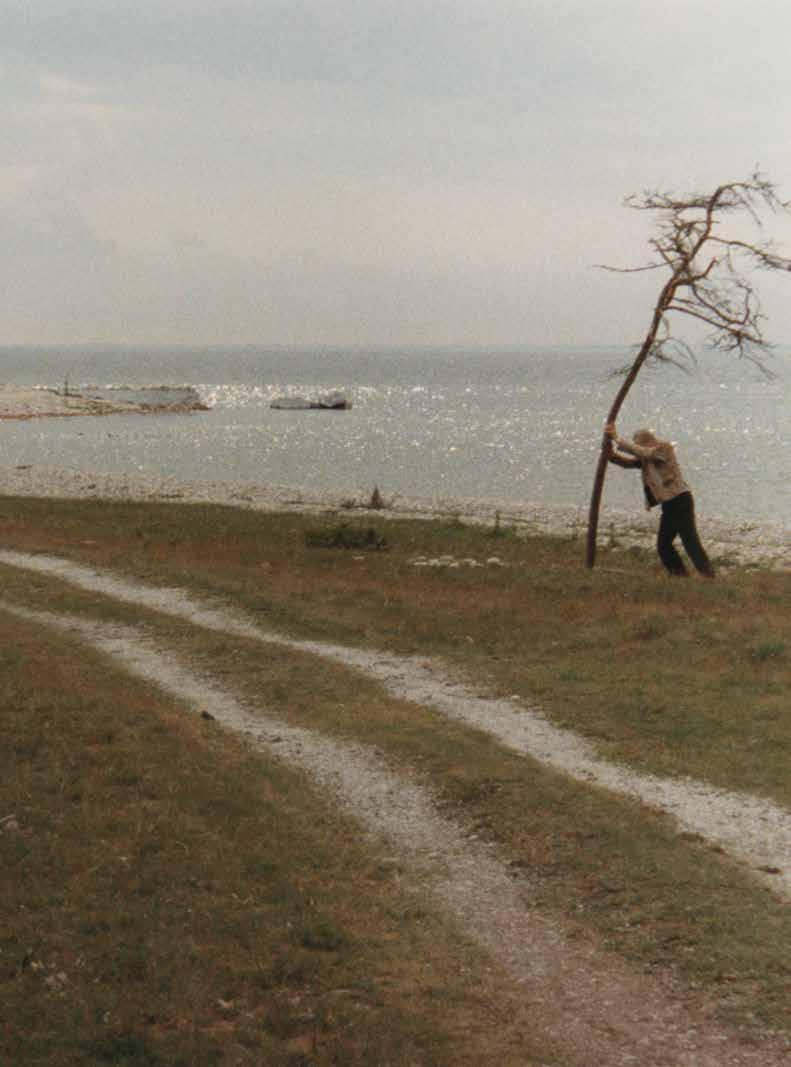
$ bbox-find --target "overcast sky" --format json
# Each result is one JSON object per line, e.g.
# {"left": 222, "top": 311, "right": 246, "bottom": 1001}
{"left": 4, "top": 0, "right": 791, "bottom": 347}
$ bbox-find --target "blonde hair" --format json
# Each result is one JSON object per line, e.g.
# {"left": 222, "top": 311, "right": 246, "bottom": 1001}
{"left": 633, "top": 429, "right": 658, "bottom": 446}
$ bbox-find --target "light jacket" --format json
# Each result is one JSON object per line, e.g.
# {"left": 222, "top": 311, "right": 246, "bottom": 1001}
{"left": 609, "top": 436, "right": 690, "bottom": 509}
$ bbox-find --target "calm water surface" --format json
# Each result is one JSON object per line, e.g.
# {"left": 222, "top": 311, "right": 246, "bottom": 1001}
{"left": 0, "top": 345, "right": 788, "bottom": 526}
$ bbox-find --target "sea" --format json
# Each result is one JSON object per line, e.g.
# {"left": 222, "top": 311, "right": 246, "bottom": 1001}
{"left": 0, "top": 345, "right": 788, "bottom": 528}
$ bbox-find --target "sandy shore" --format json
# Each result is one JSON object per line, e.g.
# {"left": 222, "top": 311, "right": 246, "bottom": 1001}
{"left": 0, "top": 463, "right": 788, "bottom": 569}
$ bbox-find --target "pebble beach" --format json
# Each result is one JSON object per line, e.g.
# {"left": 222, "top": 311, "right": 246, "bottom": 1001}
{"left": 1, "top": 461, "right": 788, "bottom": 571}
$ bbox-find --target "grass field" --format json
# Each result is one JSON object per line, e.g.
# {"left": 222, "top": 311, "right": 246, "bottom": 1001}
{"left": 1, "top": 496, "right": 790, "bottom": 1064}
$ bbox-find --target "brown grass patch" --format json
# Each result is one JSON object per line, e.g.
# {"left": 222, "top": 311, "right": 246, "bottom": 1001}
{"left": 0, "top": 609, "right": 555, "bottom": 1066}
{"left": 1, "top": 496, "right": 790, "bottom": 1044}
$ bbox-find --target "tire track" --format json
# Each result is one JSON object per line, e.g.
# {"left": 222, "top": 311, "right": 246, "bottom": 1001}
{"left": 1, "top": 548, "right": 788, "bottom": 900}
{"left": 5, "top": 600, "right": 789, "bottom": 1067}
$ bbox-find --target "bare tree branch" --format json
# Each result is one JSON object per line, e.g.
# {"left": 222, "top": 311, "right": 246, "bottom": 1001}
{"left": 586, "top": 171, "right": 791, "bottom": 568}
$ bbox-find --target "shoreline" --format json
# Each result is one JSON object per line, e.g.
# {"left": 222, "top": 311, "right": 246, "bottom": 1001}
{"left": 0, "top": 464, "right": 788, "bottom": 569}
{"left": 0, "top": 385, "right": 207, "bottom": 420}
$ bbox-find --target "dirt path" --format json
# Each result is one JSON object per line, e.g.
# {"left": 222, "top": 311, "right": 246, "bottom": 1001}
{"left": 2, "top": 551, "right": 790, "bottom": 1064}
{"left": 5, "top": 602, "right": 789, "bottom": 1066}
{"left": 1, "top": 548, "right": 789, "bottom": 900}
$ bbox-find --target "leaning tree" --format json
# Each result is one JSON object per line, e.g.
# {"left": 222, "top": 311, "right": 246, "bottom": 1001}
{"left": 586, "top": 172, "right": 791, "bottom": 569}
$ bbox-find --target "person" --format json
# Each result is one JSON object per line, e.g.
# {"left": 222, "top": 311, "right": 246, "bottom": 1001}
{"left": 604, "top": 423, "right": 715, "bottom": 578}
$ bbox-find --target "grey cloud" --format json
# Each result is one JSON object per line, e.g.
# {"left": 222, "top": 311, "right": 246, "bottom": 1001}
{"left": 6, "top": 1, "right": 786, "bottom": 100}
{"left": 2, "top": 1, "right": 791, "bottom": 345}
{"left": 0, "top": 2, "right": 627, "bottom": 111}
{"left": 0, "top": 194, "right": 115, "bottom": 260}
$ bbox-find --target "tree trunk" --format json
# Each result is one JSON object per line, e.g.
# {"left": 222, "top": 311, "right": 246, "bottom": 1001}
{"left": 586, "top": 437, "right": 613, "bottom": 568}
{"left": 585, "top": 385, "right": 636, "bottom": 568}
{"left": 585, "top": 293, "right": 673, "bottom": 568}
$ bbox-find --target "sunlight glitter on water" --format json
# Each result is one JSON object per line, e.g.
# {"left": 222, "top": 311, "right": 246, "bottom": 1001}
{"left": 0, "top": 345, "right": 787, "bottom": 525}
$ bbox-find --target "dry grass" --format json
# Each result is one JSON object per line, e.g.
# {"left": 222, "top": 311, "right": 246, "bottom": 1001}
{"left": 2, "top": 497, "right": 787, "bottom": 803}
{"left": 1, "top": 611, "right": 553, "bottom": 1066}
{"left": 1, "top": 495, "right": 790, "bottom": 1057}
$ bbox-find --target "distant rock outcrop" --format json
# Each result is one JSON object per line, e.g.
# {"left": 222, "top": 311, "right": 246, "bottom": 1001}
{"left": 270, "top": 391, "right": 351, "bottom": 410}
{"left": 0, "top": 385, "right": 208, "bottom": 420}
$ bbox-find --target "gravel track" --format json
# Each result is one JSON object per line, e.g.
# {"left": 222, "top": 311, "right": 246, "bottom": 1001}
{"left": 5, "top": 599, "right": 790, "bottom": 1067}
{"left": 1, "top": 548, "right": 789, "bottom": 902}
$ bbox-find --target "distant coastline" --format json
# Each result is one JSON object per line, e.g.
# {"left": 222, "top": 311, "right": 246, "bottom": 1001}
{"left": 0, "top": 385, "right": 208, "bottom": 420}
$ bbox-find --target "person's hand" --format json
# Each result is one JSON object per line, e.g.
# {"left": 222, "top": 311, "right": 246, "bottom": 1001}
{"left": 604, "top": 422, "right": 617, "bottom": 440}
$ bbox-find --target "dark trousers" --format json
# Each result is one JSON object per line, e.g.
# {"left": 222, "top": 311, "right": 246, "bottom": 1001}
{"left": 657, "top": 491, "right": 715, "bottom": 577}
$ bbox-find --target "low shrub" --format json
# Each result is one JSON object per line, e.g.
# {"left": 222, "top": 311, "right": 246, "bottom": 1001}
{"left": 305, "top": 522, "right": 388, "bottom": 550}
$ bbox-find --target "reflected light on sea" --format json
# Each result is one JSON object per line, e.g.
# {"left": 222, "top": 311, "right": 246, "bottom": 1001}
{"left": 0, "top": 345, "right": 787, "bottom": 526}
